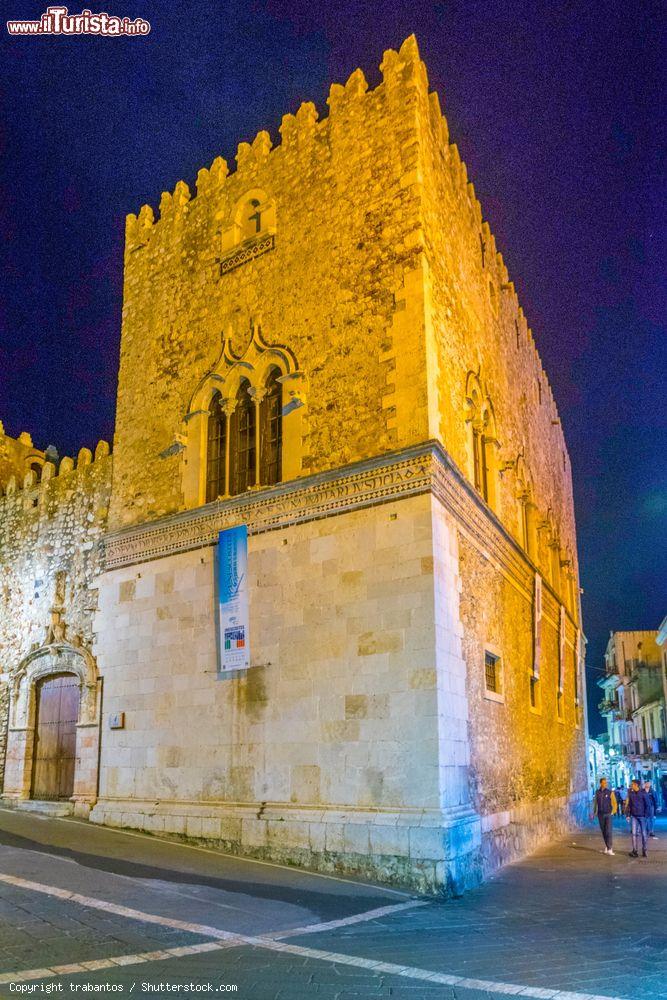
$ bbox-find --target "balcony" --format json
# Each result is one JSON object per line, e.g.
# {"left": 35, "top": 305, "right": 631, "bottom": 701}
{"left": 598, "top": 699, "right": 618, "bottom": 715}
{"left": 623, "top": 738, "right": 667, "bottom": 757}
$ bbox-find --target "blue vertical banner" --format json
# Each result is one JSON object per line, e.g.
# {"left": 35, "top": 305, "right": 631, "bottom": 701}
{"left": 217, "top": 525, "right": 250, "bottom": 673}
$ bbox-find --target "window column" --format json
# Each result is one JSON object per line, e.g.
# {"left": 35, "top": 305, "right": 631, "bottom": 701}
{"left": 247, "top": 387, "right": 267, "bottom": 487}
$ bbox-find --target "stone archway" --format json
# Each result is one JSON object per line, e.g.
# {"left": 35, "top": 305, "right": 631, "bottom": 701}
{"left": 2, "top": 642, "right": 101, "bottom": 816}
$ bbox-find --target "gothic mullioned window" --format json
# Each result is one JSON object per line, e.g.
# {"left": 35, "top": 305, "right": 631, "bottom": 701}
{"left": 472, "top": 422, "right": 489, "bottom": 500}
{"left": 184, "top": 323, "right": 301, "bottom": 510}
{"left": 465, "top": 372, "right": 498, "bottom": 510}
{"left": 202, "top": 373, "right": 283, "bottom": 502}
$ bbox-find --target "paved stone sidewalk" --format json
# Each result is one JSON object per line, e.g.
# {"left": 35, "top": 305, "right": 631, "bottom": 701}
{"left": 289, "top": 816, "right": 667, "bottom": 998}
{"left": 0, "top": 807, "right": 665, "bottom": 999}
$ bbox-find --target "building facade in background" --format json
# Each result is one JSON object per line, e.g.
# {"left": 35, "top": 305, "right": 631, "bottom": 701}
{"left": 0, "top": 37, "right": 587, "bottom": 893}
{"left": 598, "top": 628, "right": 667, "bottom": 804}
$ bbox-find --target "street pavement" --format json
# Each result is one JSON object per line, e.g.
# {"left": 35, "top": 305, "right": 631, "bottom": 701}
{"left": 0, "top": 806, "right": 665, "bottom": 1000}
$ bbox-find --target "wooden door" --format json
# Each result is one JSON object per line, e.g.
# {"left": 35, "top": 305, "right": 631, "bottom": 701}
{"left": 31, "top": 674, "right": 79, "bottom": 801}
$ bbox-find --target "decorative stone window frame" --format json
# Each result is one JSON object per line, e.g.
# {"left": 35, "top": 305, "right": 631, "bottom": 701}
{"left": 181, "top": 322, "right": 307, "bottom": 509}
{"left": 2, "top": 640, "right": 102, "bottom": 815}
{"left": 483, "top": 645, "right": 504, "bottom": 704}
{"left": 514, "top": 454, "right": 537, "bottom": 561}
{"left": 218, "top": 189, "right": 277, "bottom": 273}
{"left": 464, "top": 370, "right": 499, "bottom": 512}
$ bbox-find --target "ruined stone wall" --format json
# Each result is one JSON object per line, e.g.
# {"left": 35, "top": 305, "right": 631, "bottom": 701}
{"left": 0, "top": 444, "right": 112, "bottom": 681}
{"left": 111, "top": 38, "right": 434, "bottom": 530}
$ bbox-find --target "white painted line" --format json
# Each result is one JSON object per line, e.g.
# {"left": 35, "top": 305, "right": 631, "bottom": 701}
{"left": 0, "top": 805, "right": 414, "bottom": 897}
{"left": 0, "top": 942, "right": 233, "bottom": 985}
{"left": 0, "top": 871, "right": 251, "bottom": 943}
{"left": 264, "top": 898, "right": 429, "bottom": 939}
{"left": 0, "top": 870, "right": 624, "bottom": 1000}
{"left": 254, "top": 939, "right": 624, "bottom": 1000}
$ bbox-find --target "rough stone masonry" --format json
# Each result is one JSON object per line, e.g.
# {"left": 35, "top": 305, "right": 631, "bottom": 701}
{"left": 0, "top": 35, "right": 588, "bottom": 894}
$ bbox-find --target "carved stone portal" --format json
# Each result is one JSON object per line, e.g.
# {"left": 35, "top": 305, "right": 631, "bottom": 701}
{"left": 3, "top": 640, "right": 101, "bottom": 816}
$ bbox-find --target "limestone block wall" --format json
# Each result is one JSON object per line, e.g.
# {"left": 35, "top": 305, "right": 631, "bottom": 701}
{"left": 111, "top": 38, "right": 434, "bottom": 530}
{"left": 91, "top": 492, "right": 470, "bottom": 891}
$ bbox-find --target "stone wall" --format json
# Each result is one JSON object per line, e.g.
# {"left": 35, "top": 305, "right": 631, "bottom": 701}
{"left": 92, "top": 490, "right": 465, "bottom": 893}
{"left": 457, "top": 531, "right": 588, "bottom": 864}
{"left": 111, "top": 38, "right": 434, "bottom": 530}
{"left": 1, "top": 36, "right": 588, "bottom": 888}
{"left": 0, "top": 424, "right": 45, "bottom": 491}
{"left": 0, "top": 443, "right": 111, "bottom": 687}
{"left": 413, "top": 42, "right": 578, "bottom": 593}
{"left": 0, "top": 681, "right": 7, "bottom": 792}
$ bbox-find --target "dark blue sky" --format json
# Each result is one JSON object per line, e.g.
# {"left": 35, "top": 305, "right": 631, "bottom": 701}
{"left": 1, "top": 1, "right": 665, "bottom": 730}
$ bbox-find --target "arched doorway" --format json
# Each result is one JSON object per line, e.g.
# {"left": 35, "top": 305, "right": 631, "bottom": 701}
{"left": 31, "top": 673, "right": 80, "bottom": 801}
{"left": 3, "top": 641, "right": 101, "bottom": 816}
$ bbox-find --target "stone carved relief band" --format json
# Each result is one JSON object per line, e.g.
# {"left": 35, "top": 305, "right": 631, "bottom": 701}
{"left": 102, "top": 441, "right": 577, "bottom": 633}
{"left": 103, "top": 446, "right": 433, "bottom": 570}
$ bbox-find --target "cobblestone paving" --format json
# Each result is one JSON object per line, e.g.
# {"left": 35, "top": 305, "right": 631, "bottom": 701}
{"left": 0, "top": 808, "right": 665, "bottom": 1000}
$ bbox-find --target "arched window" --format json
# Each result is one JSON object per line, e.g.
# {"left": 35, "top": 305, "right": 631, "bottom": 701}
{"left": 549, "top": 538, "right": 561, "bottom": 592}
{"left": 230, "top": 379, "right": 256, "bottom": 496}
{"left": 206, "top": 391, "right": 227, "bottom": 503}
{"left": 260, "top": 368, "right": 282, "bottom": 486}
{"left": 472, "top": 422, "right": 488, "bottom": 499}
{"left": 473, "top": 406, "right": 497, "bottom": 508}
{"left": 465, "top": 373, "right": 498, "bottom": 510}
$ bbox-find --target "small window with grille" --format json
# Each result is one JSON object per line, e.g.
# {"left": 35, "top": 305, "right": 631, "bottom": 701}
{"left": 484, "top": 650, "right": 503, "bottom": 702}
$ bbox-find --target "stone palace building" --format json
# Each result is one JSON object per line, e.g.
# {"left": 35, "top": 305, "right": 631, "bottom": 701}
{"left": 0, "top": 36, "right": 587, "bottom": 894}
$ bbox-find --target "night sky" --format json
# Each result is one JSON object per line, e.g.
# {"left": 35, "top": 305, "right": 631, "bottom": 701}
{"left": 1, "top": 1, "right": 665, "bottom": 730}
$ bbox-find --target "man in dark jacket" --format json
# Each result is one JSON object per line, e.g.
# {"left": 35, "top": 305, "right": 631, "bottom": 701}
{"left": 625, "top": 779, "right": 651, "bottom": 857}
{"left": 644, "top": 780, "right": 658, "bottom": 838}
{"left": 592, "top": 778, "right": 617, "bottom": 854}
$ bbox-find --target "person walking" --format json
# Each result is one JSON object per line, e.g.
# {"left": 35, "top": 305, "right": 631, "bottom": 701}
{"left": 644, "top": 780, "right": 658, "bottom": 838}
{"left": 625, "top": 778, "right": 651, "bottom": 858}
{"left": 592, "top": 777, "right": 617, "bottom": 854}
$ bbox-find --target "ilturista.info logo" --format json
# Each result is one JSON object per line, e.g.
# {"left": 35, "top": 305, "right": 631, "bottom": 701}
{"left": 7, "top": 6, "right": 150, "bottom": 35}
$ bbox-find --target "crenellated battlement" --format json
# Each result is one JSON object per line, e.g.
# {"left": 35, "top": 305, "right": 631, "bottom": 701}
{"left": 124, "top": 35, "right": 433, "bottom": 249}
{"left": 122, "top": 35, "right": 562, "bottom": 430}
{"left": 0, "top": 428, "right": 111, "bottom": 504}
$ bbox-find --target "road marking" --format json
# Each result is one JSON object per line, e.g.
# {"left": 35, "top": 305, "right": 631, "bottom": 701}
{"left": 0, "top": 871, "right": 624, "bottom": 1000}
{"left": 0, "top": 871, "right": 255, "bottom": 942}
{"left": 264, "top": 898, "right": 429, "bottom": 939}
{"left": 0, "top": 942, "right": 231, "bottom": 985}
